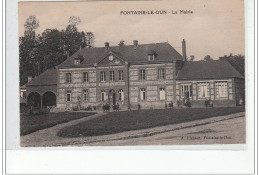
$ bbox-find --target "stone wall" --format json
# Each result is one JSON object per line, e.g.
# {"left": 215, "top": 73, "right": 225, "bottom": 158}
{"left": 129, "top": 63, "right": 177, "bottom": 109}
{"left": 57, "top": 67, "right": 97, "bottom": 110}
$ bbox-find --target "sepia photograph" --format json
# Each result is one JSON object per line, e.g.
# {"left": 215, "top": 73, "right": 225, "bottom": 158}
{"left": 18, "top": 0, "right": 245, "bottom": 147}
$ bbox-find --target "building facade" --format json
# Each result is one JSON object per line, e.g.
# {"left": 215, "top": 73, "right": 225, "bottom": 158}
{"left": 22, "top": 40, "right": 245, "bottom": 111}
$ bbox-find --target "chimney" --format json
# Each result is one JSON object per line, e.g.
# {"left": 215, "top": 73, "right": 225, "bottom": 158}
{"left": 133, "top": 40, "right": 138, "bottom": 48}
{"left": 182, "top": 39, "right": 187, "bottom": 61}
{"left": 105, "top": 42, "right": 109, "bottom": 49}
{"left": 28, "top": 76, "right": 33, "bottom": 83}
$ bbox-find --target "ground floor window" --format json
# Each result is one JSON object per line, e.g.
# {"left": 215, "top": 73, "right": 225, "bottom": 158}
{"left": 181, "top": 84, "right": 192, "bottom": 99}
{"left": 197, "top": 82, "right": 209, "bottom": 98}
{"left": 159, "top": 87, "right": 166, "bottom": 100}
{"left": 101, "top": 90, "right": 106, "bottom": 101}
{"left": 119, "top": 89, "right": 124, "bottom": 101}
{"left": 215, "top": 81, "right": 228, "bottom": 98}
{"left": 66, "top": 90, "right": 71, "bottom": 102}
{"left": 140, "top": 88, "right": 146, "bottom": 100}
{"left": 83, "top": 90, "right": 88, "bottom": 101}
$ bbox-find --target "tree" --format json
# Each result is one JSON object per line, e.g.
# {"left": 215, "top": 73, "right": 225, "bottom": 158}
{"left": 118, "top": 40, "right": 125, "bottom": 46}
{"left": 85, "top": 32, "right": 95, "bottom": 48}
{"left": 69, "top": 16, "right": 81, "bottom": 26}
{"left": 204, "top": 55, "right": 213, "bottom": 61}
{"left": 19, "top": 16, "right": 96, "bottom": 86}
{"left": 24, "top": 16, "right": 39, "bottom": 38}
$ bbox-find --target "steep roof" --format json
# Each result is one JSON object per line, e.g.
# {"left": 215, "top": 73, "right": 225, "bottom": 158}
{"left": 26, "top": 69, "right": 57, "bottom": 86}
{"left": 57, "top": 42, "right": 183, "bottom": 68}
{"left": 177, "top": 60, "right": 244, "bottom": 80}
{"left": 220, "top": 57, "right": 245, "bottom": 76}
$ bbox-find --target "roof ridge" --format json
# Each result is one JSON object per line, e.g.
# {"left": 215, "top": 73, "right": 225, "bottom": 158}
{"left": 83, "top": 42, "right": 169, "bottom": 49}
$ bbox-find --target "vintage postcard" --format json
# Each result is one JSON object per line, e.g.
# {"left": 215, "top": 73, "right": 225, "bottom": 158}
{"left": 18, "top": 0, "right": 245, "bottom": 147}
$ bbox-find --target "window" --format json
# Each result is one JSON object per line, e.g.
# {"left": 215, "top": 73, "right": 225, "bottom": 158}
{"left": 109, "top": 55, "right": 114, "bottom": 61}
{"left": 118, "top": 70, "right": 123, "bottom": 81}
{"left": 148, "top": 55, "right": 155, "bottom": 61}
{"left": 181, "top": 84, "right": 192, "bottom": 99}
{"left": 159, "top": 88, "right": 166, "bottom": 100}
{"left": 215, "top": 81, "right": 228, "bottom": 98}
{"left": 66, "top": 90, "right": 71, "bottom": 102}
{"left": 74, "top": 59, "right": 80, "bottom": 65}
{"left": 198, "top": 82, "right": 209, "bottom": 98}
{"left": 100, "top": 71, "right": 106, "bottom": 82}
{"left": 83, "top": 90, "right": 88, "bottom": 101}
{"left": 20, "top": 91, "right": 26, "bottom": 99}
{"left": 140, "top": 88, "right": 146, "bottom": 100}
{"left": 140, "top": 70, "right": 146, "bottom": 80}
{"left": 119, "top": 89, "right": 124, "bottom": 101}
{"left": 66, "top": 73, "right": 71, "bottom": 83}
{"left": 158, "top": 69, "right": 165, "bottom": 80}
{"left": 83, "top": 72, "right": 88, "bottom": 82}
{"left": 101, "top": 90, "right": 106, "bottom": 101}
{"left": 109, "top": 71, "right": 114, "bottom": 81}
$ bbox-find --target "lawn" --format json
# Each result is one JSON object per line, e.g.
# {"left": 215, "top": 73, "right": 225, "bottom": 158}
{"left": 20, "top": 112, "right": 96, "bottom": 136}
{"left": 57, "top": 107, "right": 245, "bottom": 138}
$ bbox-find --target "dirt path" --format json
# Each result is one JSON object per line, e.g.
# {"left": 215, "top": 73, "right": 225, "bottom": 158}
{"left": 20, "top": 112, "right": 245, "bottom": 147}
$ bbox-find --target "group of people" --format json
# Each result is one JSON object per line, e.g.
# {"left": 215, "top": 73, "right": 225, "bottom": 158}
{"left": 102, "top": 103, "right": 120, "bottom": 112}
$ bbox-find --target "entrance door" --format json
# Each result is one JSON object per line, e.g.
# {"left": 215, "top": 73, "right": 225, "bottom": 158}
{"left": 109, "top": 90, "right": 116, "bottom": 106}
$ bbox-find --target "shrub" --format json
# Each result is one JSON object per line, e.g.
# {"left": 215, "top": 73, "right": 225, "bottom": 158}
{"left": 205, "top": 99, "right": 213, "bottom": 107}
{"left": 168, "top": 101, "right": 173, "bottom": 108}
{"left": 102, "top": 104, "right": 110, "bottom": 112}
{"left": 183, "top": 98, "right": 191, "bottom": 108}
{"left": 93, "top": 105, "right": 97, "bottom": 110}
{"left": 137, "top": 103, "right": 141, "bottom": 110}
{"left": 85, "top": 105, "right": 92, "bottom": 111}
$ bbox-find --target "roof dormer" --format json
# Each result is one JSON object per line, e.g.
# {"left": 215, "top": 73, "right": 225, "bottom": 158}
{"left": 74, "top": 55, "right": 85, "bottom": 65}
{"left": 148, "top": 50, "right": 157, "bottom": 61}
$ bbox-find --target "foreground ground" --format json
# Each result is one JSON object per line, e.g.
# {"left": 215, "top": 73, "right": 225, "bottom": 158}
{"left": 84, "top": 115, "right": 245, "bottom": 146}
{"left": 20, "top": 108, "right": 245, "bottom": 147}
{"left": 20, "top": 112, "right": 96, "bottom": 135}
{"left": 57, "top": 107, "right": 245, "bottom": 138}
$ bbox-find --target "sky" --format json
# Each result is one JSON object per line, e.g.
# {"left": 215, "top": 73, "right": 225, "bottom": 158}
{"left": 18, "top": 0, "right": 244, "bottom": 60}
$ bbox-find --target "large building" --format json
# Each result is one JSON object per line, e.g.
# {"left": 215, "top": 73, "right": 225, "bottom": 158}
{"left": 21, "top": 40, "right": 245, "bottom": 111}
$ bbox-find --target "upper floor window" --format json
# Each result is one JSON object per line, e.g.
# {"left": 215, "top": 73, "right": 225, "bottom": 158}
{"left": 100, "top": 71, "right": 106, "bottom": 82}
{"left": 118, "top": 70, "right": 123, "bottom": 81}
{"left": 158, "top": 69, "right": 165, "bottom": 80}
{"left": 198, "top": 82, "right": 209, "bottom": 98}
{"left": 119, "top": 89, "right": 124, "bottom": 101}
{"left": 159, "top": 88, "right": 166, "bottom": 100}
{"left": 140, "top": 69, "right": 146, "bottom": 80}
{"left": 140, "top": 88, "right": 146, "bottom": 100}
{"left": 83, "top": 72, "right": 88, "bottom": 82}
{"left": 83, "top": 90, "right": 88, "bottom": 101}
{"left": 215, "top": 81, "right": 228, "bottom": 98}
{"left": 181, "top": 84, "right": 192, "bottom": 99}
{"left": 66, "top": 73, "right": 71, "bottom": 83}
{"left": 109, "top": 71, "right": 114, "bottom": 81}
{"left": 66, "top": 90, "right": 72, "bottom": 102}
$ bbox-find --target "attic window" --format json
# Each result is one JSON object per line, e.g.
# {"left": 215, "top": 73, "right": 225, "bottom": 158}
{"left": 148, "top": 54, "right": 155, "bottom": 61}
{"left": 74, "top": 59, "right": 80, "bottom": 65}
{"left": 74, "top": 55, "right": 85, "bottom": 65}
